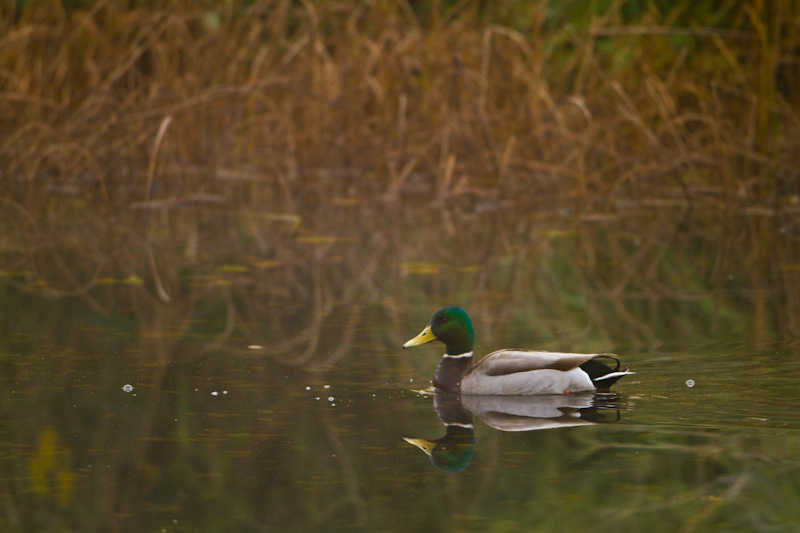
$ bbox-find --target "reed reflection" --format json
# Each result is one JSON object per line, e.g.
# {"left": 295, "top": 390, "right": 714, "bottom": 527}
{"left": 404, "top": 391, "right": 621, "bottom": 472}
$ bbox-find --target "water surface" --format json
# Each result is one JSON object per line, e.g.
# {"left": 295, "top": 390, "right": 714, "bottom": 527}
{"left": 1, "top": 206, "right": 799, "bottom": 532}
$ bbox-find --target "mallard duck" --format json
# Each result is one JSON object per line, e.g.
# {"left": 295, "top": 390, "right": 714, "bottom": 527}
{"left": 403, "top": 307, "right": 633, "bottom": 395}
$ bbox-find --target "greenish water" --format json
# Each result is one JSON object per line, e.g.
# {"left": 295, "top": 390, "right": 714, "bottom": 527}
{"left": 1, "top": 206, "right": 799, "bottom": 531}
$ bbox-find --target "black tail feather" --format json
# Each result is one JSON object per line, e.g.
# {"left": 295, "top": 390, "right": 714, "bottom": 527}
{"left": 580, "top": 355, "right": 630, "bottom": 391}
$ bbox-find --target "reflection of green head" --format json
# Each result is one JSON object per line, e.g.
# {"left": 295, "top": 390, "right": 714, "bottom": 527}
{"left": 403, "top": 425, "right": 475, "bottom": 473}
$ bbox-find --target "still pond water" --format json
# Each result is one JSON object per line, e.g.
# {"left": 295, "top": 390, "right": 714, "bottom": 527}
{"left": 1, "top": 204, "right": 799, "bottom": 532}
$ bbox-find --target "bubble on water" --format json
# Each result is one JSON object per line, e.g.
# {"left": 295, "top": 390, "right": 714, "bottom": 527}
{"left": 323, "top": 385, "right": 330, "bottom": 389}
{"left": 328, "top": 396, "right": 334, "bottom": 402}
{"left": 305, "top": 386, "right": 311, "bottom": 391}
{"left": 122, "top": 384, "right": 133, "bottom": 392}
{"left": 686, "top": 379, "right": 695, "bottom": 388}
{"left": 211, "top": 391, "right": 219, "bottom": 396}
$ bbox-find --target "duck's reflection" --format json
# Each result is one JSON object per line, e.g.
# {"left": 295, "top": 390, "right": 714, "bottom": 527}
{"left": 403, "top": 392, "right": 476, "bottom": 472}
{"left": 404, "top": 391, "right": 621, "bottom": 472}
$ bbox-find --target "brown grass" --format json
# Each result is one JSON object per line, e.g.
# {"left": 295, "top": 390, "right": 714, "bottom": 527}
{"left": 1, "top": 1, "right": 799, "bottom": 358}
{"left": 3, "top": 1, "right": 799, "bottom": 215}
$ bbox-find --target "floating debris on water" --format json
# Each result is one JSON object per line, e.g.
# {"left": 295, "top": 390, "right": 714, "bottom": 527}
{"left": 122, "top": 384, "right": 133, "bottom": 392}
{"left": 211, "top": 391, "right": 219, "bottom": 396}
{"left": 323, "top": 385, "right": 330, "bottom": 389}
{"left": 686, "top": 379, "right": 695, "bottom": 388}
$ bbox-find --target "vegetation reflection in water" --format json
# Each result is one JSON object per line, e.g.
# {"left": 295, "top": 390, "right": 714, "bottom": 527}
{"left": 1, "top": 201, "right": 800, "bottom": 530}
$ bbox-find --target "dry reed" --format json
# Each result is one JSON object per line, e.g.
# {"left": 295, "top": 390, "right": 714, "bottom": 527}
{"left": 2, "top": 2, "right": 799, "bottom": 213}
{"left": 1, "top": 1, "right": 799, "bottom": 358}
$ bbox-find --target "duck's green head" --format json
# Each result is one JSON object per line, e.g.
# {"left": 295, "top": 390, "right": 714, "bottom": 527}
{"left": 403, "top": 307, "right": 475, "bottom": 355}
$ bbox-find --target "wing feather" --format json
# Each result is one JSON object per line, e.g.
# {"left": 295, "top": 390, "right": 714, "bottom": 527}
{"left": 475, "top": 350, "right": 618, "bottom": 376}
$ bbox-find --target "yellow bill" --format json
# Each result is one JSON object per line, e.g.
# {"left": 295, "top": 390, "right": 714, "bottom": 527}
{"left": 403, "top": 325, "right": 436, "bottom": 348}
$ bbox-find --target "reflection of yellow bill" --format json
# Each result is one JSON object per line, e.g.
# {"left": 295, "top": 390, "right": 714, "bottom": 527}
{"left": 402, "top": 325, "right": 436, "bottom": 348}
{"left": 402, "top": 437, "right": 435, "bottom": 456}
